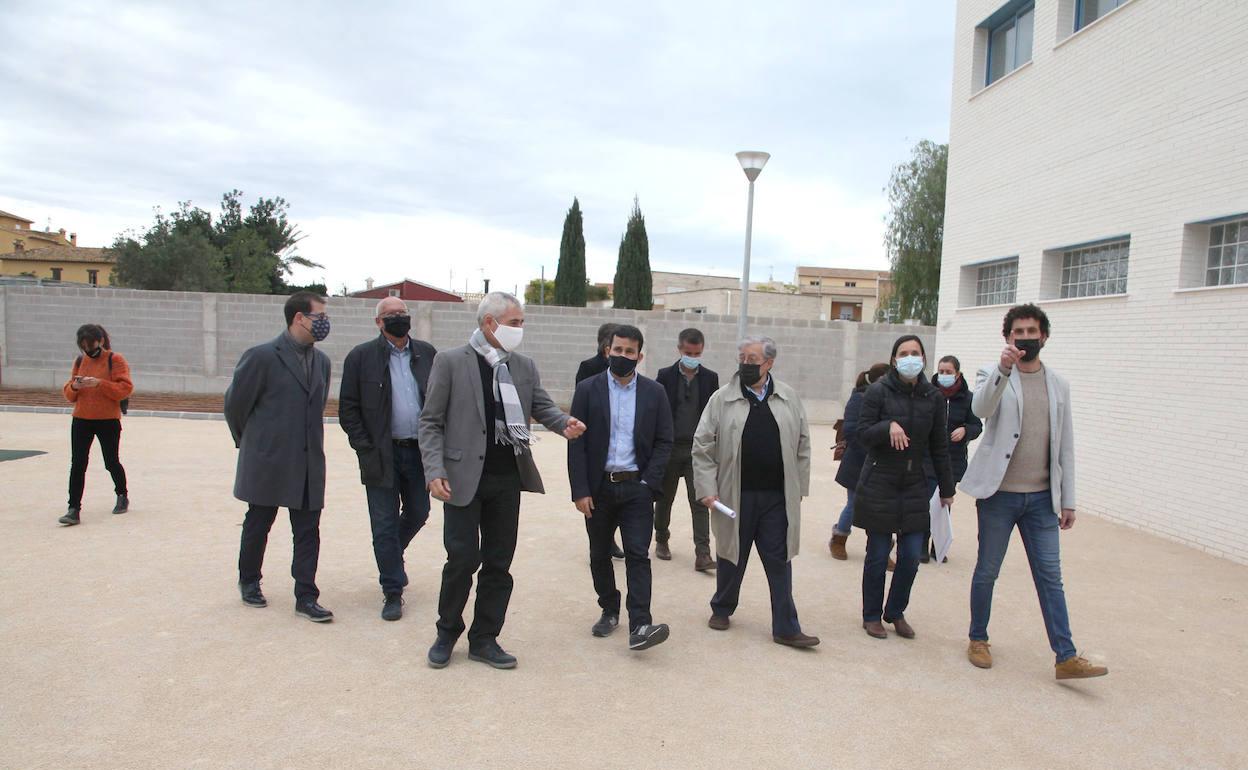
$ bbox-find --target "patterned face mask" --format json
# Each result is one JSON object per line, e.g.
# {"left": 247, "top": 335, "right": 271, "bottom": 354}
{"left": 307, "top": 315, "right": 331, "bottom": 342}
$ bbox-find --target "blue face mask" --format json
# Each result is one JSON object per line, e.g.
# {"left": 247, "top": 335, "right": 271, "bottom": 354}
{"left": 895, "top": 355, "right": 924, "bottom": 379}
{"left": 680, "top": 355, "right": 701, "bottom": 370}
{"left": 937, "top": 373, "right": 957, "bottom": 388}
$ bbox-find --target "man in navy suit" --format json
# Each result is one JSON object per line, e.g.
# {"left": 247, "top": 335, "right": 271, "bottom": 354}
{"left": 568, "top": 324, "right": 674, "bottom": 651}
{"left": 654, "top": 327, "right": 720, "bottom": 570}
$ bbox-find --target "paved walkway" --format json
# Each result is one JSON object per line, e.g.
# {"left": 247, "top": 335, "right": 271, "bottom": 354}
{"left": 1, "top": 412, "right": 1244, "bottom": 769}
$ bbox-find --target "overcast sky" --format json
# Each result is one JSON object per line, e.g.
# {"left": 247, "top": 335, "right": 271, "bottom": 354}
{"left": 0, "top": 0, "right": 954, "bottom": 297}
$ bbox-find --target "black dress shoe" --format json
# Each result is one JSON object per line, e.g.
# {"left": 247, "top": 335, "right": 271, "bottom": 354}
{"left": 629, "top": 623, "right": 670, "bottom": 651}
{"left": 239, "top": 581, "right": 267, "bottom": 608}
{"left": 59, "top": 507, "right": 81, "bottom": 526}
{"left": 468, "top": 641, "right": 517, "bottom": 669}
{"left": 112, "top": 495, "right": 129, "bottom": 514}
{"left": 428, "top": 634, "right": 455, "bottom": 668}
{"left": 381, "top": 593, "right": 403, "bottom": 621}
{"left": 591, "top": 611, "right": 619, "bottom": 637}
{"left": 295, "top": 599, "right": 334, "bottom": 623}
{"left": 610, "top": 540, "right": 626, "bottom": 559}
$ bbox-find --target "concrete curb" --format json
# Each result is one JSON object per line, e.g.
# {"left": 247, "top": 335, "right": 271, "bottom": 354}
{"left": 0, "top": 405, "right": 341, "bottom": 424}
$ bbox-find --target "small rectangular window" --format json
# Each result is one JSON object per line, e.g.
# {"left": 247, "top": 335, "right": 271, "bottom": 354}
{"left": 844, "top": 281, "right": 857, "bottom": 287}
{"left": 388, "top": 288, "right": 401, "bottom": 297}
{"left": 975, "top": 259, "right": 1018, "bottom": 306}
{"left": 1207, "top": 219, "right": 1248, "bottom": 287}
{"left": 50, "top": 267, "right": 62, "bottom": 281}
{"left": 1061, "top": 239, "right": 1129, "bottom": 297}
{"left": 1076, "top": 0, "right": 1128, "bottom": 30}
{"left": 87, "top": 269, "right": 99, "bottom": 286}
{"left": 985, "top": 3, "right": 1034, "bottom": 85}
{"left": 839, "top": 307, "right": 855, "bottom": 320}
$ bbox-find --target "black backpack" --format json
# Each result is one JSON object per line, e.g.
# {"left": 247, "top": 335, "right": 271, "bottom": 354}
{"left": 73, "top": 352, "right": 129, "bottom": 415}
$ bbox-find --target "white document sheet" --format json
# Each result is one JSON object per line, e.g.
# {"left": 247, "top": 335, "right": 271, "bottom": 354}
{"left": 929, "top": 489, "right": 953, "bottom": 563}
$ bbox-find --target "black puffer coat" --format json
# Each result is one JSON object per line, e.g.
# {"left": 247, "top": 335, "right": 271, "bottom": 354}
{"left": 853, "top": 370, "right": 955, "bottom": 534}
{"left": 834, "top": 387, "right": 867, "bottom": 490}
{"left": 934, "top": 374, "right": 982, "bottom": 482}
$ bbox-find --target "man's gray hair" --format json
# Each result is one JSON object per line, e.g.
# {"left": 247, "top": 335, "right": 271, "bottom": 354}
{"left": 477, "top": 291, "right": 522, "bottom": 324}
{"left": 738, "top": 335, "right": 777, "bottom": 360}
{"left": 374, "top": 296, "right": 406, "bottom": 318}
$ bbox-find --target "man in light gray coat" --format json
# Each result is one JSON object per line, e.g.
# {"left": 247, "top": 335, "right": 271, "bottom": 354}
{"left": 419, "top": 292, "right": 586, "bottom": 669}
{"left": 961, "top": 303, "right": 1106, "bottom": 679}
{"left": 225, "top": 292, "right": 334, "bottom": 623}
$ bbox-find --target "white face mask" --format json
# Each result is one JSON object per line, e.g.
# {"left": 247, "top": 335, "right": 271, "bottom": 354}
{"left": 491, "top": 321, "right": 524, "bottom": 352}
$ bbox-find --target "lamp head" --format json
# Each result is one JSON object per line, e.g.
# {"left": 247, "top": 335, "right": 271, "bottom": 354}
{"left": 736, "top": 151, "right": 770, "bottom": 182}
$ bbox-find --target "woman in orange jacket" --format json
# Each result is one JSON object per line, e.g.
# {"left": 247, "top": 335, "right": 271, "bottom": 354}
{"left": 59, "top": 324, "right": 134, "bottom": 526}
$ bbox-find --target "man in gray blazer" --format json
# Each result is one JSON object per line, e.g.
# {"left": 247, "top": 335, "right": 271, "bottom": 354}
{"left": 419, "top": 292, "right": 586, "bottom": 669}
{"left": 960, "top": 304, "right": 1106, "bottom": 680}
{"left": 225, "top": 292, "right": 334, "bottom": 623}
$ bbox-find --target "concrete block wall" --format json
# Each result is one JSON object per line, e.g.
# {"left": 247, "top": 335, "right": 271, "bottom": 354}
{"left": 941, "top": 0, "right": 1248, "bottom": 563}
{"left": 0, "top": 285, "right": 930, "bottom": 424}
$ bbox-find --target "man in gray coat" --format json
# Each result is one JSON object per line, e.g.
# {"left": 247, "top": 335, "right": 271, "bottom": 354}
{"left": 961, "top": 304, "right": 1106, "bottom": 679}
{"left": 419, "top": 292, "right": 586, "bottom": 669}
{"left": 225, "top": 292, "right": 334, "bottom": 623}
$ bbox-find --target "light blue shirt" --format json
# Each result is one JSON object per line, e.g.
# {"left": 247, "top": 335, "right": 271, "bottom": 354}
{"left": 387, "top": 338, "right": 422, "bottom": 440}
{"left": 605, "top": 372, "right": 639, "bottom": 472}
{"left": 747, "top": 374, "right": 772, "bottom": 402}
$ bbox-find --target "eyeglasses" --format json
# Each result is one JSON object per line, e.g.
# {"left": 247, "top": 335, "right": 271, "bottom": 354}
{"left": 304, "top": 312, "right": 330, "bottom": 321}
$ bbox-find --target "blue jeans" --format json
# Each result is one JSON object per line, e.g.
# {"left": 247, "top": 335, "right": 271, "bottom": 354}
{"left": 364, "top": 443, "right": 431, "bottom": 595}
{"left": 969, "top": 490, "right": 1076, "bottom": 663}
{"left": 862, "top": 529, "right": 924, "bottom": 622}
{"left": 833, "top": 490, "right": 855, "bottom": 537}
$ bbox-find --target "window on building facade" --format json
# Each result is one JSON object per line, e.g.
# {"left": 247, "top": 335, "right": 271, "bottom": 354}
{"left": 975, "top": 259, "right": 1018, "bottom": 306}
{"left": 844, "top": 281, "right": 857, "bottom": 287}
{"left": 388, "top": 288, "right": 400, "bottom": 297}
{"left": 1076, "top": 0, "right": 1129, "bottom": 30}
{"left": 1207, "top": 219, "right": 1248, "bottom": 287}
{"left": 87, "top": 269, "right": 98, "bottom": 286}
{"left": 986, "top": 2, "right": 1034, "bottom": 85}
{"left": 839, "top": 307, "right": 855, "bottom": 320}
{"left": 1060, "top": 239, "right": 1129, "bottom": 298}
{"left": 50, "top": 267, "right": 62, "bottom": 281}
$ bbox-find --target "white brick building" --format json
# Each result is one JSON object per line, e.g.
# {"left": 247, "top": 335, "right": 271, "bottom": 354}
{"left": 938, "top": 0, "right": 1248, "bottom": 563}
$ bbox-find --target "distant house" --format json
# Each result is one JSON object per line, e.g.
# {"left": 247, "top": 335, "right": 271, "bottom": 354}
{"left": 349, "top": 278, "right": 463, "bottom": 303}
{"left": 0, "top": 209, "right": 114, "bottom": 285}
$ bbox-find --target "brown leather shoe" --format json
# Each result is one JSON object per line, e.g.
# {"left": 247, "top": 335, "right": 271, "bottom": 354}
{"left": 862, "top": 620, "right": 888, "bottom": 639}
{"left": 694, "top": 552, "right": 716, "bottom": 572}
{"left": 655, "top": 541, "right": 672, "bottom": 560}
{"left": 967, "top": 640, "right": 992, "bottom": 668}
{"left": 885, "top": 616, "right": 915, "bottom": 639}
{"left": 707, "top": 614, "right": 730, "bottom": 631}
{"left": 774, "top": 632, "right": 820, "bottom": 648}
{"left": 1055, "top": 655, "right": 1108, "bottom": 680}
{"left": 829, "top": 534, "right": 848, "bottom": 560}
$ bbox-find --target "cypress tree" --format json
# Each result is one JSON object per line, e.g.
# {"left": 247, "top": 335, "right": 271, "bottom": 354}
{"left": 612, "top": 197, "right": 652, "bottom": 310}
{"left": 554, "top": 198, "right": 587, "bottom": 306}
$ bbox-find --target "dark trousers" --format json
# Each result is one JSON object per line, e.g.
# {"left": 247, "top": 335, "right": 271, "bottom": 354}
{"left": 436, "top": 468, "right": 522, "bottom": 648}
{"left": 863, "top": 529, "right": 924, "bottom": 622}
{"left": 364, "top": 444, "right": 431, "bottom": 595}
{"left": 68, "top": 418, "right": 127, "bottom": 508}
{"left": 654, "top": 440, "right": 710, "bottom": 553}
{"left": 710, "top": 489, "right": 800, "bottom": 637}
{"left": 586, "top": 478, "right": 655, "bottom": 631}
{"left": 238, "top": 503, "right": 322, "bottom": 601}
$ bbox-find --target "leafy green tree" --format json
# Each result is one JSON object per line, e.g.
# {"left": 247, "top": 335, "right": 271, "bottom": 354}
{"left": 883, "top": 140, "right": 947, "bottom": 325}
{"left": 612, "top": 197, "right": 652, "bottom": 310}
{"left": 586, "top": 283, "right": 609, "bottom": 302}
{"left": 109, "top": 191, "right": 321, "bottom": 294}
{"left": 554, "top": 198, "right": 586, "bottom": 306}
{"left": 110, "top": 208, "right": 226, "bottom": 292}
{"left": 525, "top": 278, "right": 556, "bottom": 304}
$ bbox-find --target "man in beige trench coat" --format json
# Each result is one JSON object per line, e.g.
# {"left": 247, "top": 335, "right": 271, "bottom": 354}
{"left": 692, "top": 336, "right": 820, "bottom": 648}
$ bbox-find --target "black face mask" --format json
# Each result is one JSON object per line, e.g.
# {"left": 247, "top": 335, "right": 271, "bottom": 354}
{"left": 1015, "top": 337, "right": 1042, "bottom": 362}
{"left": 382, "top": 314, "right": 412, "bottom": 338}
{"left": 608, "top": 355, "right": 638, "bottom": 377}
{"left": 85, "top": 346, "right": 103, "bottom": 358}
{"left": 738, "top": 362, "right": 763, "bottom": 387}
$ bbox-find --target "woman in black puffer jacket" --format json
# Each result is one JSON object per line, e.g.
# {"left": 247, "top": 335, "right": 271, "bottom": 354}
{"left": 853, "top": 335, "right": 954, "bottom": 640}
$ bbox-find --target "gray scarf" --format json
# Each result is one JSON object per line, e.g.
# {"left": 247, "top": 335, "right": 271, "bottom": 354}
{"left": 469, "top": 328, "right": 530, "bottom": 453}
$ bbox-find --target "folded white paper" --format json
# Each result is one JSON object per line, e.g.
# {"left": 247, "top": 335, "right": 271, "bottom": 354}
{"left": 929, "top": 489, "right": 953, "bottom": 562}
{"left": 712, "top": 501, "right": 737, "bottom": 519}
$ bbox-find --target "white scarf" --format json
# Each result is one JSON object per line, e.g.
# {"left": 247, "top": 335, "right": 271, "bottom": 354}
{"left": 469, "top": 328, "right": 530, "bottom": 452}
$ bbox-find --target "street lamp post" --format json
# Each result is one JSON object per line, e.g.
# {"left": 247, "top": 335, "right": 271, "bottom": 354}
{"left": 735, "top": 151, "right": 769, "bottom": 341}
